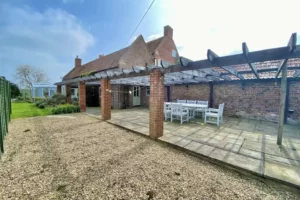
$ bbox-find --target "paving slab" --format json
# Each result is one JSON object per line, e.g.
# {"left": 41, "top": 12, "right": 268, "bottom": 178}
{"left": 239, "top": 148, "right": 264, "bottom": 160}
{"left": 184, "top": 141, "right": 203, "bottom": 152}
{"left": 210, "top": 149, "right": 263, "bottom": 175}
{"left": 175, "top": 138, "right": 193, "bottom": 147}
{"left": 196, "top": 145, "right": 215, "bottom": 156}
{"left": 207, "top": 138, "right": 228, "bottom": 148}
{"left": 224, "top": 143, "right": 242, "bottom": 153}
{"left": 159, "top": 135, "right": 183, "bottom": 144}
{"left": 264, "top": 154, "right": 300, "bottom": 167}
{"left": 264, "top": 161, "right": 300, "bottom": 187}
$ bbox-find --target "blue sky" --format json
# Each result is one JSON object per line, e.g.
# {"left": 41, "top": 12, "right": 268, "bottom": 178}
{"left": 1, "top": 0, "right": 299, "bottom": 83}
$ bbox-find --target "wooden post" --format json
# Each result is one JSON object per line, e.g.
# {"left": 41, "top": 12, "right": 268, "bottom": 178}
{"left": 277, "top": 64, "right": 287, "bottom": 145}
{"left": 209, "top": 82, "right": 214, "bottom": 107}
{"left": 284, "top": 79, "right": 290, "bottom": 124}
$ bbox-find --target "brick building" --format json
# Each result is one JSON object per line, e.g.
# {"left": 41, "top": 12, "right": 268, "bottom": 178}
{"left": 60, "top": 25, "right": 178, "bottom": 109}
{"left": 57, "top": 25, "right": 300, "bottom": 124}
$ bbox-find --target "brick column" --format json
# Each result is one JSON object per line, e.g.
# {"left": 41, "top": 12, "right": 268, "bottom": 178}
{"left": 101, "top": 78, "right": 111, "bottom": 120}
{"left": 78, "top": 82, "right": 86, "bottom": 112}
{"left": 149, "top": 70, "right": 164, "bottom": 139}
{"left": 57, "top": 85, "right": 62, "bottom": 94}
{"left": 66, "top": 84, "right": 72, "bottom": 104}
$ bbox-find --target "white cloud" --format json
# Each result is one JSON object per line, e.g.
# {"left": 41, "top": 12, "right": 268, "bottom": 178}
{"left": 62, "top": 0, "right": 84, "bottom": 4}
{"left": 0, "top": 5, "right": 95, "bottom": 82}
{"left": 154, "top": 0, "right": 300, "bottom": 60}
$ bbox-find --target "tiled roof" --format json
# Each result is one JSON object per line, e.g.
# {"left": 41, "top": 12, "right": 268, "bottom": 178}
{"left": 64, "top": 47, "right": 128, "bottom": 80}
{"left": 212, "top": 58, "right": 300, "bottom": 80}
{"left": 146, "top": 37, "right": 164, "bottom": 55}
{"left": 63, "top": 37, "right": 165, "bottom": 80}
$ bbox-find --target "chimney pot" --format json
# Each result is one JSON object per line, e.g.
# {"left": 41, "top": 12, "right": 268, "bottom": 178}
{"left": 164, "top": 25, "right": 173, "bottom": 39}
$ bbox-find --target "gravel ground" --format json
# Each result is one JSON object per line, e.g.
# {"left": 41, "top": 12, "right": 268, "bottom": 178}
{"left": 0, "top": 114, "right": 299, "bottom": 200}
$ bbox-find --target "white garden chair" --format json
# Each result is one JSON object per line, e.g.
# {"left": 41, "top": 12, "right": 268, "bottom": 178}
{"left": 171, "top": 103, "right": 189, "bottom": 124}
{"left": 164, "top": 103, "right": 172, "bottom": 121}
{"left": 186, "top": 100, "right": 197, "bottom": 104}
{"left": 177, "top": 99, "right": 186, "bottom": 103}
{"left": 204, "top": 103, "right": 224, "bottom": 126}
{"left": 195, "top": 100, "right": 209, "bottom": 118}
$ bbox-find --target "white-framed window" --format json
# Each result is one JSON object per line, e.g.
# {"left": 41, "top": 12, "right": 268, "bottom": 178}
{"left": 172, "top": 49, "right": 177, "bottom": 57}
{"left": 146, "top": 87, "right": 150, "bottom": 96}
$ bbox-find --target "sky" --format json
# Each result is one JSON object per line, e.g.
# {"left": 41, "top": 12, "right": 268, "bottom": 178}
{"left": 1, "top": 0, "right": 300, "bottom": 83}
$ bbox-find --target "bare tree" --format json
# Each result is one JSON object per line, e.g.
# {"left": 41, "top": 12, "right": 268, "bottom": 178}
{"left": 15, "top": 65, "right": 48, "bottom": 90}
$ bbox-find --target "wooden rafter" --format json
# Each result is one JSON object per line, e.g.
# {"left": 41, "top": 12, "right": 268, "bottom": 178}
{"left": 207, "top": 49, "right": 244, "bottom": 80}
{"left": 242, "top": 42, "right": 259, "bottom": 79}
{"left": 293, "top": 70, "right": 300, "bottom": 78}
{"left": 275, "top": 33, "right": 297, "bottom": 78}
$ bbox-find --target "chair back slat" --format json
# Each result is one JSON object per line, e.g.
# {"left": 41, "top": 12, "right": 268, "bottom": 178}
{"left": 218, "top": 103, "right": 225, "bottom": 115}
{"left": 187, "top": 100, "right": 197, "bottom": 104}
{"left": 171, "top": 103, "right": 184, "bottom": 115}
{"left": 177, "top": 99, "right": 186, "bottom": 103}
{"left": 197, "top": 100, "right": 208, "bottom": 106}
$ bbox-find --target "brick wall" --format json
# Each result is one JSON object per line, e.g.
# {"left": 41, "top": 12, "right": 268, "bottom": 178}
{"left": 213, "top": 81, "right": 281, "bottom": 122}
{"left": 170, "top": 80, "right": 300, "bottom": 124}
{"left": 141, "top": 86, "right": 168, "bottom": 107}
{"left": 170, "top": 84, "right": 210, "bottom": 103}
{"left": 111, "top": 84, "right": 123, "bottom": 109}
{"left": 288, "top": 80, "right": 300, "bottom": 123}
{"left": 155, "top": 37, "right": 179, "bottom": 64}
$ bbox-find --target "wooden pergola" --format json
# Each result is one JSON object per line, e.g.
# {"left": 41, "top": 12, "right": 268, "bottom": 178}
{"left": 56, "top": 33, "right": 300, "bottom": 145}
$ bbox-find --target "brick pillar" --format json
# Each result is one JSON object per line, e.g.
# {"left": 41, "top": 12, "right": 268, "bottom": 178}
{"left": 57, "top": 85, "right": 62, "bottom": 94}
{"left": 149, "top": 70, "right": 164, "bottom": 139}
{"left": 101, "top": 78, "right": 111, "bottom": 120}
{"left": 66, "top": 84, "right": 71, "bottom": 104}
{"left": 78, "top": 82, "right": 86, "bottom": 112}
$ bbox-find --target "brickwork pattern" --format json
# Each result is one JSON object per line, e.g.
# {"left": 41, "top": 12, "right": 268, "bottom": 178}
{"left": 141, "top": 86, "right": 168, "bottom": 107}
{"left": 101, "top": 79, "right": 111, "bottom": 120}
{"left": 170, "top": 81, "right": 300, "bottom": 124}
{"left": 149, "top": 70, "right": 164, "bottom": 139}
{"left": 78, "top": 82, "right": 86, "bottom": 112}
{"left": 289, "top": 81, "right": 300, "bottom": 123}
{"left": 170, "top": 84, "right": 210, "bottom": 103}
{"left": 111, "top": 85, "right": 122, "bottom": 109}
{"left": 213, "top": 81, "right": 281, "bottom": 122}
{"left": 66, "top": 85, "right": 72, "bottom": 104}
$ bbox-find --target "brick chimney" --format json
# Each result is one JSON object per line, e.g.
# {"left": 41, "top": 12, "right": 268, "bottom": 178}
{"left": 99, "top": 54, "right": 105, "bottom": 59}
{"left": 75, "top": 55, "right": 82, "bottom": 68}
{"left": 164, "top": 25, "right": 173, "bottom": 39}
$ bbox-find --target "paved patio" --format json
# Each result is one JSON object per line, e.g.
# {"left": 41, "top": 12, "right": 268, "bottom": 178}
{"left": 86, "top": 107, "right": 300, "bottom": 188}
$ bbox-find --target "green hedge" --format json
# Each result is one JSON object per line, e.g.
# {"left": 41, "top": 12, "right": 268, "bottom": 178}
{"left": 51, "top": 104, "right": 80, "bottom": 114}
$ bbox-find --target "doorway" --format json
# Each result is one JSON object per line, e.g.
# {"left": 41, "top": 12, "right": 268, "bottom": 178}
{"left": 133, "top": 86, "right": 141, "bottom": 106}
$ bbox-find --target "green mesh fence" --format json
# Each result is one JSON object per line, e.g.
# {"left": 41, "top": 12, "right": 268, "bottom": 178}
{"left": 0, "top": 76, "right": 12, "bottom": 156}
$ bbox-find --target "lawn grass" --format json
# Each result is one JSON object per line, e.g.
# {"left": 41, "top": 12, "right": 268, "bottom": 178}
{"left": 11, "top": 103, "right": 52, "bottom": 119}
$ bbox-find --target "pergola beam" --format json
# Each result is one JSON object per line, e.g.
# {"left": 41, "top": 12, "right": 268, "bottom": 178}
{"left": 294, "top": 70, "right": 300, "bottom": 77}
{"left": 207, "top": 49, "right": 244, "bottom": 80}
{"left": 242, "top": 42, "right": 259, "bottom": 79}
{"left": 276, "top": 33, "right": 297, "bottom": 78}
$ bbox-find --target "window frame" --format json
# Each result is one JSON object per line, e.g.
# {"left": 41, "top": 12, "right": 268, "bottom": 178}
{"left": 172, "top": 49, "right": 177, "bottom": 58}
{"left": 146, "top": 87, "right": 150, "bottom": 96}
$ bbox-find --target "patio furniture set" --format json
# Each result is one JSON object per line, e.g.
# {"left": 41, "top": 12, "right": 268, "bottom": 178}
{"left": 164, "top": 100, "right": 224, "bottom": 126}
